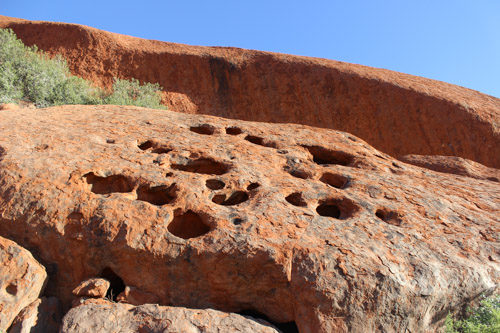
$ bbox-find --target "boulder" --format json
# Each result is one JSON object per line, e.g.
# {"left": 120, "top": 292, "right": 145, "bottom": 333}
{"left": 0, "top": 105, "right": 498, "bottom": 332}
{"left": 116, "top": 286, "right": 159, "bottom": 306}
{"left": 1, "top": 15, "right": 498, "bottom": 167}
{"left": 72, "top": 278, "right": 110, "bottom": 298}
{"left": 61, "top": 299, "right": 279, "bottom": 333}
{"left": 0, "top": 236, "right": 47, "bottom": 331}
{"left": 8, "top": 297, "right": 62, "bottom": 333}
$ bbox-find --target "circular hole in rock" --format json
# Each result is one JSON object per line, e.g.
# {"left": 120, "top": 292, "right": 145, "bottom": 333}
{"left": 138, "top": 140, "right": 154, "bottom": 150}
{"left": 375, "top": 208, "right": 403, "bottom": 226}
{"left": 287, "top": 168, "right": 312, "bottom": 179}
{"left": 171, "top": 158, "right": 230, "bottom": 175}
{"left": 320, "top": 172, "right": 350, "bottom": 189}
{"left": 232, "top": 217, "right": 245, "bottom": 225}
{"left": 212, "top": 191, "right": 249, "bottom": 206}
{"left": 286, "top": 192, "right": 308, "bottom": 207}
{"left": 316, "top": 198, "right": 358, "bottom": 219}
{"left": 246, "top": 182, "right": 260, "bottom": 191}
{"left": 301, "top": 145, "right": 354, "bottom": 166}
{"left": 190, "top": 124, "right": 215, "bottom": 135}
{"left": 6, "top": 283, "right": 18, "bottom": 295}
{"left": 206, "top": 179, "right": 225, "bottom": 190}
{"left": 225, "top": 127, "right": 243, "bottom": 135}
{"left": 244, "top": 135, "right": 277, "bottom": 148}
{"left": 168, "top": 210, "right": 210, "bottom": 239}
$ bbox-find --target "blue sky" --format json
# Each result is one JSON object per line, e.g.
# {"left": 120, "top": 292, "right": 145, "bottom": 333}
{"left": 3, "top": 1, "right": 499, "bottom": 97}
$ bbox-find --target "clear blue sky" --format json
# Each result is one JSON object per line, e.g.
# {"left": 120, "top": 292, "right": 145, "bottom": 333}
{"left": 3, "top": 0, "right": 500, "bottom": 97}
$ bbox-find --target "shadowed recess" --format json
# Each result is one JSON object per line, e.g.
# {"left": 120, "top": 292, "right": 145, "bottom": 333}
{"left": 320, "top": 172, "right": 350, "bottom": 189}
{"left": 244, "top": 135, "right": 277, "bottom": 148}
{"left": 285, "top": 167, "right": 312, "bottom": 179}
{"left": 137, "top": 184, "right": 177, "bottom": 206}
{"left": 171, "top": 158, "right": 231, "bottom": 175}
{"left": 100, "top": 267, "right": 125, "bottom": 301}
{"left": 238, "top": 309, "right": 299, "bottom": 333}
{"left": 302, "top": 145, "right": 354, "bottom": 166}
{"left": 212, "top": 191, "right": 249, "bottom": 206}
{"left": 84, "top": 172, "right": 135, "bottom": 195}
{"left": 375, "top": 208, "right": 403, "bottom": 226}
{"left": 246, "top": 182, "right": 260, "bottom": 190}
{"left": 316, "top": 197, "right": 359, "bottom": 219}
{"left": 190, "top": 124, "right": 216, "bottom": 135}
{"left": 168, "top": 210, "right": 210, "bottom": 239}
{"left": 285, "top": 192, "right": 308, "bottom": 207}
{"left": 206, "top": 179, "right": 226, "bottom": 190}
{"left": 226, "top": 127, "right": 243, "bottom": 135}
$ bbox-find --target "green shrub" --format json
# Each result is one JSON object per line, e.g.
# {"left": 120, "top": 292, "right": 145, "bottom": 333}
{"left": 104, "top": 78, "right": 165, "bottom": 109}
{"left": 0, "top": 28, "right": 165, "bottom": 109}
{"left": 445, "top": 295, "right": 500, "bottom": 333}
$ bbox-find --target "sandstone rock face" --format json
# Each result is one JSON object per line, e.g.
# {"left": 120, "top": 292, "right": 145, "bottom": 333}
{"left": 0, "top": 105, "right": 498, "bottom": 332}
{"left": 61, "top": 299, "right": 279, "bottom": 333}
{"left": 72, "top": 278, "right": 110, "bottom": 298}
{"left": 0, "top": 236, "right": 47, "bottom": 330}
{"left": 400, "top": 154, "right": 500, "bottom": 183}
{"left": 8, "top": 297, "right": 62, "bottom": 333}
{"left": 1, "top": 15, "right": 498, "bottom": 168}
{"left": 116, "top": 286, "right": 159, "bottom": 306}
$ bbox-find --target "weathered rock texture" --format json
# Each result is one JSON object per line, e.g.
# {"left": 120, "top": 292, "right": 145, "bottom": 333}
{"left": 61, "top": 299, "right": 279, "bottom": 333}
{"left": 0, "top": 15, "right": 499, "bottom": 168}
{"left": 72, "top": 278, "right": 110, "bottom": 298}
{"left": 0, "top": 236, "right": 47, "bottom": 331}
{"left": 0, "top": 105, "right": 498, "bottom": 332}
{"left": 400, "top": 154, "right": 500, "bottom": 183}
{"left": 8, "top": 297, "right": 62, "bottom": 333}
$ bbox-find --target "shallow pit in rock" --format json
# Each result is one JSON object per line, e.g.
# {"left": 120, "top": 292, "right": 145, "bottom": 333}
{"left": 212, "top": 191, "right": 249, "bottom": 206}
{"left": 84, "top": 173, "right": 135, "bottom": 195}
{"left": 316, "top": 198, "right": 359, "bottom": 219}
{"left": 206, "top": 179, "right": 226, "bottom": 190}
{"left": 226, "top": 127, "right": 243, "bottom": 135}
{"left": 244, "top": 135, "right": 277, "bottom": 148}
{"left": 167, "top": 210, "right": 211, "bottom": 239}
{"left": 171, "top": 158, "right": 230, "bottom": 175}
{"left": 136, "top": 184, "right": 177, "bottom": 206}
{"left": 285, "top": 192, "right": 308, "bottom": 207}
{"left": 320, "top": 172, "right": 350, "bottom": 189}
{"left": 190, "top": 124, "right": 216, "bottom": 135}
{"left": 375, "top": 208, "right": 403, "bottom": 226}
{"left": 302, "top": 145, "right": 354, "bottom": 166}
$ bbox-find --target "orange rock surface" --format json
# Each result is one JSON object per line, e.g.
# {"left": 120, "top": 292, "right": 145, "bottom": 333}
{"left": 0, "top": 15, "right": 498, "bottom": 168}
{"left": 0, "top": 105, "right": 497, "bottom": 332}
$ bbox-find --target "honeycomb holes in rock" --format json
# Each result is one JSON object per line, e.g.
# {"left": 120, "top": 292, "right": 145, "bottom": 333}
{"left": 137, "top": 184, "right": 177, "bottom": 206}
{"left": 167, "top": 210, "right": 211, "bottom": 239}
{"left": 212, "top": 191, "right": 249, "bottom": 206}
{"left": 246, "top": 182, "right": 260, "bottom": 191}
{"left": 205, "top": 179, "right": 225, "bottom": 190}
{"left": 320, "top": 172, "right": 350, "bottom": 189}
{"left": 225, "top": 127, "right": 243, "bottom": 135}
{"left": 375, "top": 208, "right": 403, "bottom": 226}
{"left": 99, "top": 267, "right": 126, "bottom": 301}
{"left": 316, "top": 198, "right": 358, "bottom": 219}
{"left": 285, "top": 192, "right": 307, "bottom": 207}
{"left": 171, "top": 158, "right": 230, "bottom": 175}
{"left": 302, "top": 145, "right": 354, "bottom": 166}
{"left": 138, "top": 140, "right": 172, "bottom": 154}
{"left": 286, "top": 167, "right": 312, "bottom": 180}
{"left": 84, "top": 172, "right": 135, "bottom": 195}
{"left": 237, "top": 310, "right": 299, "bottom": 333}
{"left": 190, "top": 124, "right": 216, "bottom": 135}
{"left": 244, "top": 135, "right": 277, "bottom": 148}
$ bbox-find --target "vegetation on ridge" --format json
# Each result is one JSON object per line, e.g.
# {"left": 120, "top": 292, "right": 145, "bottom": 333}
{"left": 0, "top": 28, "right": 165, "bottom": 109}
{"left": 445, "top": 294, "right": 499, "bottom": 333}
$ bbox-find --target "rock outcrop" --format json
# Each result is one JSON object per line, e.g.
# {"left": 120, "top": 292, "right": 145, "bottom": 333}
{"left": 0, "top": 105, "right": 497, "bottom": 332}
{"left": 399, "top": 154, "right": 500, "bottom": 183}
{"left": 0, "top": 236, "right": 47, "bottom": 331}
{"left": 61, "top": 299, "right": 279, "bottom": 333}
{"left": 8, "top": 297, "right": 62, "bottom": 333}
{"left": 0, "top": 15, "right": 499, "bottom": 168}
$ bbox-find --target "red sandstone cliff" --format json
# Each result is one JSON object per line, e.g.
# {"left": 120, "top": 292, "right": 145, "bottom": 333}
{"left": 1, "top": 15, "right": 499, "bottom": 168}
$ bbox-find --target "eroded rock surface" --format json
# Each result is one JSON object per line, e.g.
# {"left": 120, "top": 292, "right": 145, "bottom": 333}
{"left": 8, "top": 297, "right": 62, "bottom": 333}
{"left": 72, "top": 278, "right": 110, "bottom": 298}
{"left": 0, "top": 105, "right": 498, "bottom": 332}
{"left": 61, "top": 299, "right": 279, "bottom": 333}
{"left": 1, "top": 15, "right": 499, "bottom": 167}
{"left": 400, "top": 154, "right": 500, "bottom": 183}
{"left": 0, "top": 236, "right": 47, "bottom": 331}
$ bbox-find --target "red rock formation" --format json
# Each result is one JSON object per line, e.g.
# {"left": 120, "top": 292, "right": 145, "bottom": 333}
{"left": 61, "top": 299, "right": 280, "bottom": 333}
{"left": 0, "top": 105, "right": 497, "bottom": 332}
{"left": 1, "top": 15, "right": 498, "bottom": 168}
{"left": 0, "top": 236, "right": 47, "bottom": 330}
